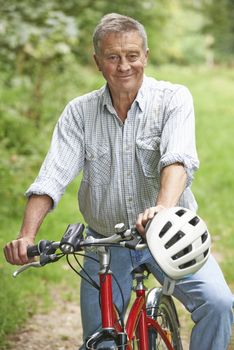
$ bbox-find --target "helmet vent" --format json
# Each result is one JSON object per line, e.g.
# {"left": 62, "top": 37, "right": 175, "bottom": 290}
{"left": 172, "top": 244, "right": 192, "bottom": 260}
{"left": 189, "top": 216, "right": 200, "bottom": 226}
{"left": 201, "top": 231, "right": 208, "bottom": 243}
{"left": 179, "top": 259, "right": 196, "bottom": 269}
{"left": 175, "top": 209, "right": 186, "bottom": 217}
{"left": 204, "top": 249, "right": 209, "bottom": 257}
{"left": 159, "top": 221, "right": 172, "bottom": 238}
{"left": 165, "top": 230, "right": 185, "bottom": 249}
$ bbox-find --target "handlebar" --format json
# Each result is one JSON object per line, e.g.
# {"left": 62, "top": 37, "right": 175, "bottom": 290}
{"left": 13, "top": 223, "right": 146, "bottom": 277}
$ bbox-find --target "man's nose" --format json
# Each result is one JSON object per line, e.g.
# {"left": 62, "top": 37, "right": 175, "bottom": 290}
{"left": 117, "top": 57, "right": 131, "bottom": 71}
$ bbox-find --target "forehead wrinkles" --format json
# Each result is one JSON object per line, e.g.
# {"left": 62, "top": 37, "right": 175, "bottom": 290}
{"left": 98, "top": 31, "right": 144, "bottom": 54}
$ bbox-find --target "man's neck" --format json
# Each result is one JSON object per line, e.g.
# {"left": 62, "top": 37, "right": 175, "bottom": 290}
{"left": 109, "top": 88, "right": 137, "bottom": 122}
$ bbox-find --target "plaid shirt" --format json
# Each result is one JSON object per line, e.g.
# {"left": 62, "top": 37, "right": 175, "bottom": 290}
{"left": 26, "top": 76, "right": 199, "bottom": 236}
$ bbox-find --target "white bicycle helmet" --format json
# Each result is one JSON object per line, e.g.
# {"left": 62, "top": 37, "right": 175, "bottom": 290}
{"left": 146, "top": 207, "right": 211, "bottom": 280}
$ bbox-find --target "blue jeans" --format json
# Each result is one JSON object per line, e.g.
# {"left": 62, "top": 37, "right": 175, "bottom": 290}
{"left": 79, "top": 228, "right": 233, "bottom": 350}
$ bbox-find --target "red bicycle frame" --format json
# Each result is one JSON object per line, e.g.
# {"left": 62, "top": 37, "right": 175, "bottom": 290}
{"left": 99, "top": 270, "right": 174, "bottom": 350}
{"left": 12, "top": 226, "right": 180, "bottom": 350}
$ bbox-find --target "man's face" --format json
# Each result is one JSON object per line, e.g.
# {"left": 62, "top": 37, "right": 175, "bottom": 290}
{"left": 94, "top": 31, "right": 148, "bottom": 94}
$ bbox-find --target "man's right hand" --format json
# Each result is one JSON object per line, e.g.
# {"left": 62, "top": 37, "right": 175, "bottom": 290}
{"left": 3, "top": 194, "right": 53, "bottom": 265}
{"left": 3, "top": 237, "right": 34, "bottom": 265}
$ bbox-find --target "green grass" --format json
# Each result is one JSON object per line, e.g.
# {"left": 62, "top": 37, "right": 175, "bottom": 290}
{"left": 0, "top": 64, "right": 234, "bottom": 346}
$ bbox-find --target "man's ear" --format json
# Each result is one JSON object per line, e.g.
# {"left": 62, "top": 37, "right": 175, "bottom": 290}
{"left": 144, "top": 48, "right": 149, "bottom": 66}
{"left": 93, "top": 53, "right": 102, "bottom": 71}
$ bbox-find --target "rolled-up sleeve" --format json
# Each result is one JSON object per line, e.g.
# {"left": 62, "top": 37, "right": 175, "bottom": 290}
{"left": 159, "top": 86, "right": 199, "bottom": 186}
{"left": 25, "top": 101, "right": 84, "bottom": 208}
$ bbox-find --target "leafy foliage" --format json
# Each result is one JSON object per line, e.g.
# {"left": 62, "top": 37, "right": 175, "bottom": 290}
{"left": 1, "top": 0, "right": 233, "bottom": 81}
{"left": 1, "top": 0, "right": 79, "bottom": 76}
{"left": 0, "top": 0, "right": 169, "bottom": 73}
{"left": 200, "top": 0, "right": 234, "bottom": 62}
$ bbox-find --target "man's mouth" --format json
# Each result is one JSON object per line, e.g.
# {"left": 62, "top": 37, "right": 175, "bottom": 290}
{"left": 117, "top": 74, "right": 133, "bottom": 79}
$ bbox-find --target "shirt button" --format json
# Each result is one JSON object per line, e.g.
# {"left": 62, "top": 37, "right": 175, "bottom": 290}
{"left": 127, "top": 171, "right": 131, "bottom": 176}
{"left": 128, "top": 197, "right": 133, "bottom": 202}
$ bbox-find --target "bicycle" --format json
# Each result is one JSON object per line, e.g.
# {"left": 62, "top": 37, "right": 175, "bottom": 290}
{"left": 13, "top": 222, "right": 183, "bottom": 350}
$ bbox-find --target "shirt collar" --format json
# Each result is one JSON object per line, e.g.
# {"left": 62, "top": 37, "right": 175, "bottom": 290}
{"left": 102, "top": 85, "right": 114, "bottom": 113}
{"left": 135, "top": 75, "right": 147, "bottom": 112}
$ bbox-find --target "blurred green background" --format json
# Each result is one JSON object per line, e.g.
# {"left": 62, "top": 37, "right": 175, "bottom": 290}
{"left": 0, "top": 0, "right": 234, "bottom": 347}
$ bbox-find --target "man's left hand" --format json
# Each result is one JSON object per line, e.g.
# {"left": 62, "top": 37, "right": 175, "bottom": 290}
{"left": 136, "top": 205, "right": 165, "bottom": 235}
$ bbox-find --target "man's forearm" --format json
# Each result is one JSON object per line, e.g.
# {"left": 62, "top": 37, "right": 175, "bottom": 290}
{"left": 4, "top": 194, "right": 53, "bottom": 265}
{"left": 136, "top": 163, "right": 187, "bottom": 234}
{"left": 18, "top": 194, "right": 53, "bottom": 240}
{"left": 156, "top": 163, "right": 187, "bottom": 208}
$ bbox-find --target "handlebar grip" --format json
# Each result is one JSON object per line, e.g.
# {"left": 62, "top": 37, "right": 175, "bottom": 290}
{"left": 27, "top": 245, "right": 40, "bottom": 258}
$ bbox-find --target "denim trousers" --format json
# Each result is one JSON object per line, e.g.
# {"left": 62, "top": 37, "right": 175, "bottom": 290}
{"left": 79, "top": 228, "right": 233, "bottom": 350}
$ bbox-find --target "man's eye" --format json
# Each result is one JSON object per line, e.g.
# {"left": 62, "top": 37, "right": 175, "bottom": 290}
{"left": 108, "top": 55, "right": 119, "bottom": 62}
{"left": 127, "top": 54, "right": 139, "bottom": 62}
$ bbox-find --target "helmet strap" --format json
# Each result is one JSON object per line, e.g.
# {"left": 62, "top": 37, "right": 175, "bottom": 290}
{"left": 162, "top": 276, "right": 176, "bottom": 295}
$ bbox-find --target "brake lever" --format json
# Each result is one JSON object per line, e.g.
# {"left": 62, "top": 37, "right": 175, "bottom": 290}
{"left": 13, "top": 262, "right": 42, "bottom": 278}
{"left": 13, "top": 253, "right": 60, "bottom": 278}
{"left": 120, "top": 236, "right": 146, "bottom": 250}
{"left": 131, "top": 228, "right": 147, "bottom": 250}
{"left": 135, "top": 242, "right": 147, "bottom": 250}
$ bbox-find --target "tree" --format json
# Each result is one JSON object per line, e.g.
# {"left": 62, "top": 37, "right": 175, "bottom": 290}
{"left": 200, "top": 0, "right": 234, "bottom": 63}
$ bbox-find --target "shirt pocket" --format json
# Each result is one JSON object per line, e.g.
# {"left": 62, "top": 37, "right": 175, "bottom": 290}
{"left": 83, "top": 144, "right": 111, "bottom": 186}
{"left": 136, "top": 136, "right": 161, "bottom": 178}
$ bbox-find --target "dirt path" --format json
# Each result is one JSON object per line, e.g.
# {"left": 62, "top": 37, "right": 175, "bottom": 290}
{"left": 3, "top": 287, "right": 233, "bottom": 350}
{"left": 3, "top": 287, "right": 191, "bottom": 350}
{"left": 4, "top": 289, "right": 83, "bottom": 350}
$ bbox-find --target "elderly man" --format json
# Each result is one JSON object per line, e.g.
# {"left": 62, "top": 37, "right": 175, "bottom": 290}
{"left": 4, "top": 13, "right": 233, "bottom": 349}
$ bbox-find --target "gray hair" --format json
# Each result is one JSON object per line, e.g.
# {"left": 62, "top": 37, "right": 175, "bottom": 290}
{"left": 93, "top": 13, "right": 148, "bottom": 54}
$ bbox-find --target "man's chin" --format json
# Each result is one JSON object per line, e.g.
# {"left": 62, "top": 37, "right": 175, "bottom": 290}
{"left": 117, "top": 80, "right": 139, "bottom": 92}
{"left": 108, "top": 78, "right": 142, "bottom": 95}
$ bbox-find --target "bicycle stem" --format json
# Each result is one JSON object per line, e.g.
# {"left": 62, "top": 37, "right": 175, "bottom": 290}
{"left": 98, "top": 247, "right": 111, "bottom": 273}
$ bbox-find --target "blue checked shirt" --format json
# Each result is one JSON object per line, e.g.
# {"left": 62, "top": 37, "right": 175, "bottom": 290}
{"left": 26, "top": 76, "right": 199, "bottom": 236}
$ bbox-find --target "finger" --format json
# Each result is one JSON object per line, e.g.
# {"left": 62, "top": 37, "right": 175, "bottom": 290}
{"left": 5, "top": 240, "right": 26, "bottom": 265}
{"left": 18, "top": 241, "right": 29, "bottom": 265}
{"left": 141, "top": 208, "right": 156, "bottom": 226}
{"left": 136, "top": 213, "right": 145, "bottom": 235}
{"left": 142, "top": 209, "right": 149, "bottom": 223}
{"left": 4, "top": 242, "right": 19, "bottom": 265}
{"left": 146, "top": 207, "right": 158, "bottom": 220}
{"left": 3, "top": 243, "right": 12, "bottom": 264}
{"left": 10, "top": 241, "right": 22, "bottom": 265}
{"left": 146, "top": 205, "right": 165, "bottom": 221}
{"left": 136, "top": 210, "right": 150, "bottom": 235}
